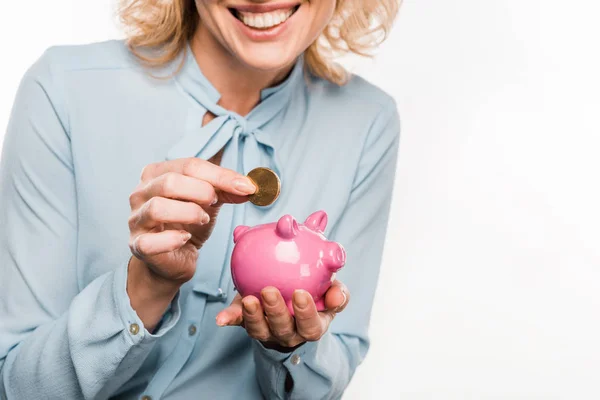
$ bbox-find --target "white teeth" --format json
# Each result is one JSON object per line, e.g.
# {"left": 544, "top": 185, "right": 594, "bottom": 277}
{"left": 238, "top": 8, "right": 295, "bottom": 29}
{"left": 265, "top": 14, "right": 274, "bottom": 27}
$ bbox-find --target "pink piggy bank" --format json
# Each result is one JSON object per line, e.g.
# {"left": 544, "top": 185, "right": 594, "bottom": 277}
{"left": 231, "top": 210, "right": 346, "bottom": 315}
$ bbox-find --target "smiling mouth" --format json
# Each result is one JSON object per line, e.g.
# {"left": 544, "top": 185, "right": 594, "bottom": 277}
{"left": 229, "top": 5, "right": 301, "bottom": 30}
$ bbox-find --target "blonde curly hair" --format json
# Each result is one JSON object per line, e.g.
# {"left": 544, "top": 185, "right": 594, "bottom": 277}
{"left": 118, "top": 0, "right": 400, "bottom": 85}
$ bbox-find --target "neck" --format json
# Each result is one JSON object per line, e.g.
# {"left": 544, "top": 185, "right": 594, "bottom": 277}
{"left": 190, "top": 23, "right": 295, "bottom": 117}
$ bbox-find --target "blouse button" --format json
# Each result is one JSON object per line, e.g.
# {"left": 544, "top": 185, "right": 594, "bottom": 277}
{"left": 290, "top": 354, "right": 301, "bottom": 366}
{"left": 141, "top": 396, "right": 152, "bottom": 400}
{"left": 129, "top": 323, "right": 140, "bottom": 335}
{"left": 188, "top": 324, "right": 197, "bottom": 336}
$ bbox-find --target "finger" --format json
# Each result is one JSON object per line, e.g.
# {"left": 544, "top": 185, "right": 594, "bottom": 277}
{"left": 242, "top": 296, "right": 272, "bottom": 342}
{"left": 214, "top": 191, "right": 253, "bottom": 206}
{"left": 130, "top": 172, "right": 218, "bottom": 209}
{"left": 216, "top": 294, "right": 243, "bottom": 326}
{"left": 324, "top": 280, "right": 350, "bottom": 313}
{"left": 293, "top": 290, "right": 325, "bottom": 342}
{"left": 261, "top": 287, "right": 297, "bottom": 345}
{"left": 130, "top": 230, "right": 191, "bottom": 258}
{"left": 129, "top": 197, "right": 210, "bottom": 230}
{"left": 140, "top": 158, "right": 256, "bottom": 196}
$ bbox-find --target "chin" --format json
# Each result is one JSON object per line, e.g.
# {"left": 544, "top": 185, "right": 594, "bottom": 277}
{"left": 234, "top": 44, "right": 300, "bottom": 72}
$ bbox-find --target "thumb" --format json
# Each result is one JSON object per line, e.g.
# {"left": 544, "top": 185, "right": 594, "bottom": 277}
{"left": 216, "top": 294, "right": 243, "bottom": 326}
{"left": 214, "top": 191, "right": 251, "bottom": 205}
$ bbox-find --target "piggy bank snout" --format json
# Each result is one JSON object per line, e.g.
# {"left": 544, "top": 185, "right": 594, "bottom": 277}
{"left": 326, "top": 242, "right": 346, "bottom": 272}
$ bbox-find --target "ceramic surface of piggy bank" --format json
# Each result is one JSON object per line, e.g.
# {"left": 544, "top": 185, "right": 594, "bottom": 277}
{"left": 231, "top": 210, "right": 346, "bottom": 315}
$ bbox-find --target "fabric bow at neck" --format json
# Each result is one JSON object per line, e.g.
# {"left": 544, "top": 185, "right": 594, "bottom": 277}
{"left": 165, "top": 100, "right": 278, "bottom": 176}
{"left": 165, "top": 44, "right": 304, "bottom": 177}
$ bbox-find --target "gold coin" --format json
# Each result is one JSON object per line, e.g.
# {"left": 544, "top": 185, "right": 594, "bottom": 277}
{"left": 246, "top": 167, "right": 281, "bottom": 207}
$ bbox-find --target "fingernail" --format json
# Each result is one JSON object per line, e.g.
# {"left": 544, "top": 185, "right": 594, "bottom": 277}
{"left": 216, "top": 315, "right": 228, "bottom": 327}
{"left": 336, "top": 291, "right": 348, "bottom": 312}
{"left": 233, "top": 178, "right": 257, "bottom": 195}
{"left": 262, "top": 290, "right": 278, "bottom": 306}
{"left": 243, "top": 299, "right": 258, "bottom": 314}
{"left": 294, "top": 290, "right": 309, "bottom": 309}
{"left": 181, "top": 232, "right": 192, "bottom": 244}
{"left": 201, "top": 213, "right": 210, "bottom": 224}
{"left": 211, "top": 195, "right": 219, "bottom": 205}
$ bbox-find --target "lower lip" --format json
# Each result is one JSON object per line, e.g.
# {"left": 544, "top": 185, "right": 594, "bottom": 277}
{"left": 231, "top": 9, "right": 296, "bottom": 41}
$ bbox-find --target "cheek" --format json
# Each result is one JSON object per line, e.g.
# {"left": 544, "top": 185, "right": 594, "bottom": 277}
{"left": 310, "top": 1, "right": 337, "bottom": 35}
{"left": 194, "top": 0, "right": 207, "bottom": 13}
{"left": 194, "top": 0, "right": 232, "bottom": 43}
{"left": 194, "top": 0, "right": 222, "bottom": 27}
{"left": 194, "top": 1, "right": 210, "bottom": 25}
{"left": 195, "top": 0, "right": 219, "bottom": 8}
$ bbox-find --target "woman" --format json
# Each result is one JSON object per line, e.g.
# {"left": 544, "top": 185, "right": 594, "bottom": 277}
{"left": 0, "top": 0, "right": 400, "bottom": 398}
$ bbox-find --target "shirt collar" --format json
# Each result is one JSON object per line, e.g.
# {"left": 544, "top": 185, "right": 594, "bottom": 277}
{"left": 174, "top": 40, "right": 305, "bottom": 115}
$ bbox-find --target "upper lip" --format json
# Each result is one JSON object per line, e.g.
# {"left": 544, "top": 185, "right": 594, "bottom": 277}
{"left": 228, "top": 2, "right": 301, "bottom": 13}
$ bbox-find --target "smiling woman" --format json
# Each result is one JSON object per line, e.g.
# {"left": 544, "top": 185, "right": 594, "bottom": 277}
{"left": 0, "top": 0, "right": 401, "bottom": 399}
{"left": 120, "top": 0, "right": 399, "bottom": 84}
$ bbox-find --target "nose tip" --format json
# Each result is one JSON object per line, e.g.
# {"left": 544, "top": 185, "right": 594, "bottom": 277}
{"left": 327, "top": 242, "right": 346, "bottom": 272}
{"left": 337, "top": 244, "right": 346, "bottom": 266}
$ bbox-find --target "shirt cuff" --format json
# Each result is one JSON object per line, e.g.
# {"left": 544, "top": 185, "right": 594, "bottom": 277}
{"left": 253, "top": 332, "right": 334, "bottom": 398}
{"left": 253, "top": 334, "right": 325, "bottom": 363}
{"left": 113, "top": 260, "right": 182, "bottom": 343}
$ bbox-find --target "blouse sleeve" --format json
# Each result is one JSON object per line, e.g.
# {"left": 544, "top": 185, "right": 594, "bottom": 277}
{"left": 252, "top": 97, "right": 401, "bottom": 399}
{"left": 0, "top": 48, "right": 181, "bottom": 400}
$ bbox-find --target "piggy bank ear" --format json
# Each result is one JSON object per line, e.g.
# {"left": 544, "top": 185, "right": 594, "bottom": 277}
{"left": 276, "top": 215, "right": 299, "bottom": 239}
{"left": 233, "top": 226, "right": 250, "bottom": 243}
{"left": 304, "top": 210, "right": 328, "bottom": 233}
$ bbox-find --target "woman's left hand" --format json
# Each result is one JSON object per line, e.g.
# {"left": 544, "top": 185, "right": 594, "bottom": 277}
{"left": 216, "top": 281, "right": 350, "bottom": 349}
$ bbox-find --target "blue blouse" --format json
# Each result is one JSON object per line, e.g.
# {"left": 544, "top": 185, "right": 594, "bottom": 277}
{"left": 0, "top": 39, "right": 400, "bottom": 400}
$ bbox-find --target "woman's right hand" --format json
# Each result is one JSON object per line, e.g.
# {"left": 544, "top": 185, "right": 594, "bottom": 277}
{"left": 126, "top": 157, "right": 257, "bottom": 330}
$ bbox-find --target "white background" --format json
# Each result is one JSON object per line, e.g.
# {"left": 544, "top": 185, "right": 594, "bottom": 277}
{"left": 2, "top": 1, "right": 600, "bottom": 399}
